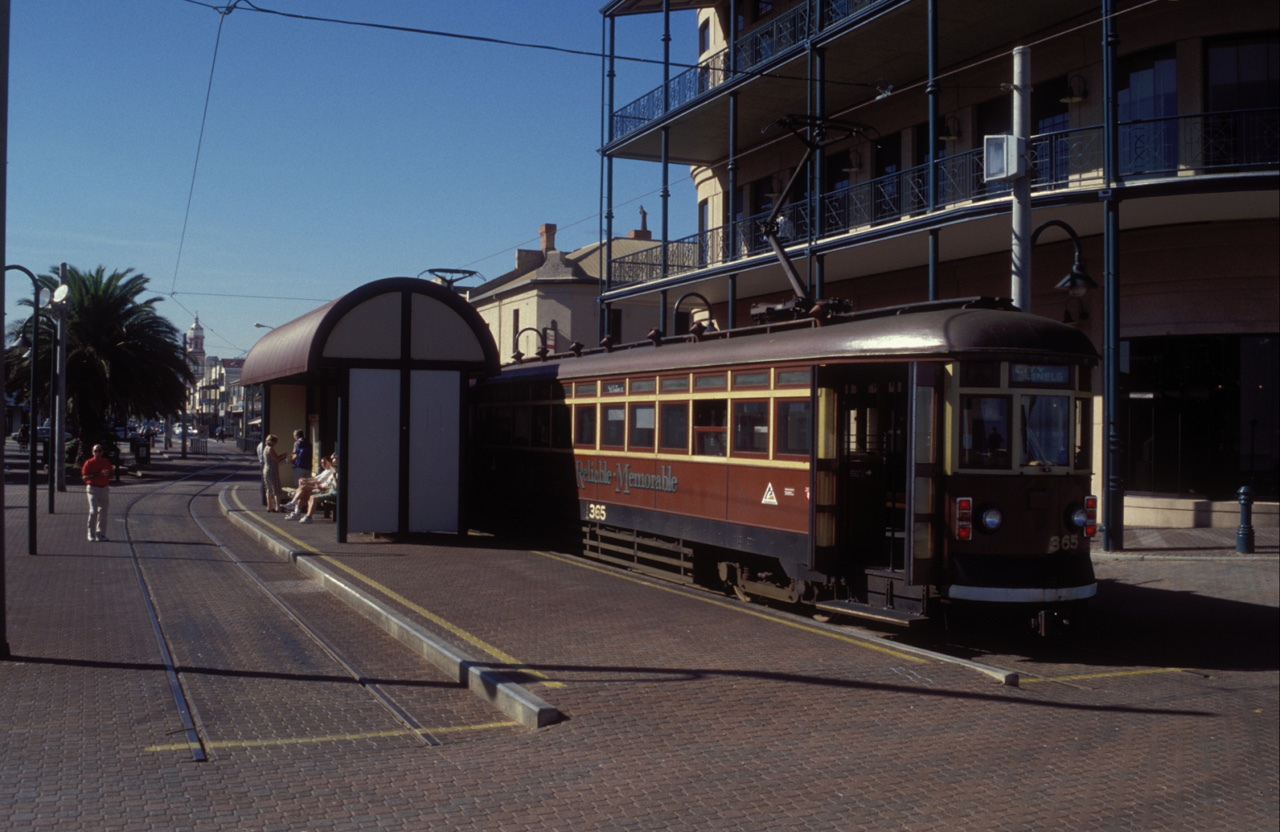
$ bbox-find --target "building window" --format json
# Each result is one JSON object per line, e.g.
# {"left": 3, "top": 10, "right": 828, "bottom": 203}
{"left": 1124, "top": 334, "right": 1278, "bottom": 499}
{"left": 873, "top": 133, "right": 901, "bottom": 222}
{"left": 511, "top": 308, "right": 520, "bottom": 353}
{"left": 1206, "top": 35, "right": 1280, "bottom": 167}
{"left": 608, "top": 307, "right": 623, "bottom": 343}
{"left": 1119, "top": 46, "right": 1178, "bottom": 174}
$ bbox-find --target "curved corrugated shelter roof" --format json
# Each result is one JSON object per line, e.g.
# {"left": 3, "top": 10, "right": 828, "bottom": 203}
{"left": 241, "top": 277, "right": 500, "bottom": 385}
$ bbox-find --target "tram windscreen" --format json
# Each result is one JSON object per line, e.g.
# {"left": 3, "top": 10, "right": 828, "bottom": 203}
{"left": 959, "top": 396, "right": 1010, "bottom": 469}
{"left": 1020, "top": 396, "right": 1072, "bottom": 467}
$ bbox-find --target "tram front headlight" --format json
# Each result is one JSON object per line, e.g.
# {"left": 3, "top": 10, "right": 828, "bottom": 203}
{"left": 981, "top": 508, "right": 1003, "bottom": 531}
{"left": 1071, "top": 508, "right": 1089, "bottom": 528}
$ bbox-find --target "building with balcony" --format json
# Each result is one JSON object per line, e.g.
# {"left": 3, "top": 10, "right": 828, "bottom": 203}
{"left": 597, "top": 0, "right": 1278, "bottom": 521}
{"left": 470, "top": 220, "right": 701, "bottom": 363}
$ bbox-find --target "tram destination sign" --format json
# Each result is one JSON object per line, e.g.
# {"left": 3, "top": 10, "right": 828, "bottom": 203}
{"left": 1010, "top": 364, "right": 1071, "bottom": 386}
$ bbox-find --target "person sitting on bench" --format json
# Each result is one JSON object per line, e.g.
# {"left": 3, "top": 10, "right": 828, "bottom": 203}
{"left": 296, "top": 466, "right": 338, "bottom": 525}
{"left": 283, "top": 455, "right": 334, "bottom": 520}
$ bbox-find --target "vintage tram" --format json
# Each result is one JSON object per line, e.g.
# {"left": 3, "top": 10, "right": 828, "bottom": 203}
{"left": 469, "top": 297, "right": 1098, "bottom": 629}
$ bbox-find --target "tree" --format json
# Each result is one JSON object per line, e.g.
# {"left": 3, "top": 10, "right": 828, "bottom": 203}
{"left": 4, "top": 266, "right": 193, "bottom": 460}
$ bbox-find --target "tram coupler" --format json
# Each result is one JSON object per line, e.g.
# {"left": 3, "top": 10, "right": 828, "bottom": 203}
{"left": 1033, "top": 609, "right": 1067, "bottom": 638}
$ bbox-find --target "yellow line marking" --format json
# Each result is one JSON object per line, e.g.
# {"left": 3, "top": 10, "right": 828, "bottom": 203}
{"left": 229, "top": 487, "right": 564, "bottom": 688}
{"left": 1020, "top": 667, "right": 1189, "bottom": 684}
{"left": 144, "top": 721, "right": 520, "bottom": 752}
{"left": 531, "top": 549, "right": 929, "bottom": 664}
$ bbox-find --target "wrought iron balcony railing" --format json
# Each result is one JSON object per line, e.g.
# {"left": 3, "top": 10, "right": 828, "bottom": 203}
{"left": 608, "top": 109, "right": 1279, "bottom": 288}
{"left": 610, "top": 0, "right": 893, "bottom": 142}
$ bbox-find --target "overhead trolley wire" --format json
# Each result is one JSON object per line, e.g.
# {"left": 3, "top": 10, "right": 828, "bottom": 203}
{"left": 170, "top": 1, "right": 237, "bottom": 297}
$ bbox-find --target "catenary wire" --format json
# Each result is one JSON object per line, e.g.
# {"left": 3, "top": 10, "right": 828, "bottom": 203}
{"left": 170, "top": 4, "right": 234, "bottom": 297}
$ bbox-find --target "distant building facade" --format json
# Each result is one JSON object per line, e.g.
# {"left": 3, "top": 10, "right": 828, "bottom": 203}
{"left": 468, "top": 221, "right": 698, "bottom": 364}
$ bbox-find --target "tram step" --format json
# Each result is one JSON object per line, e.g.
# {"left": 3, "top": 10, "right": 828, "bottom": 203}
{"left": 813, "top": 599, "right": 928, "bottom": 627}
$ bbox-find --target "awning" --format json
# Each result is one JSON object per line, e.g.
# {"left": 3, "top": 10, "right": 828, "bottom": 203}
{"left": 241, "top": 277, "right": 500, "bottom": 386}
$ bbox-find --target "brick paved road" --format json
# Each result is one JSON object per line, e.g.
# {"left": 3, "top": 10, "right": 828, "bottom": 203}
{"left": 2, "top": 439, "right": 1276, "bottom": 830}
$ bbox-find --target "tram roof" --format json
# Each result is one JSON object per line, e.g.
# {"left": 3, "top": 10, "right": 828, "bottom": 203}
{"left": 495, "top": 298, "right": 1097, "bottom": 382}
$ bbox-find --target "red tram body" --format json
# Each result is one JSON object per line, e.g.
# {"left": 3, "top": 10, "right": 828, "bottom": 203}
{"left": 469, "top": 298, "right": 1098, "bottom": 627}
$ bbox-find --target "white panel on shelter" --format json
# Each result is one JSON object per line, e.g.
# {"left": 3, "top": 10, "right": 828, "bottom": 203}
{"left": 410, "top": 294, "right": 486, "bottom": 362}
{"left": 347, "top": 369, "right": 400, "bottom": 532}
{"left": 324, "top": 293, "right": 402, "bottom": 360}
{"left": 408, "top": 370, "right": 460, "bottom": 532}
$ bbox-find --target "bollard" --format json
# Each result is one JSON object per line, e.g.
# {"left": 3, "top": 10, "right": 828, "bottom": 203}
{"left": 1236, "top": 486, "right": 1255, "bottom": 554}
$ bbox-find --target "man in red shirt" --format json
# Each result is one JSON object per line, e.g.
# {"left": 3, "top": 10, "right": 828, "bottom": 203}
{"left": 81, "top": 444, "right": 114, "bottom": 542}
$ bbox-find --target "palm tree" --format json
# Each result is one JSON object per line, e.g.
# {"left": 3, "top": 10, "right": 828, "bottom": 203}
{"left": 5, "top": 266, "right": 193, "bottom": 461}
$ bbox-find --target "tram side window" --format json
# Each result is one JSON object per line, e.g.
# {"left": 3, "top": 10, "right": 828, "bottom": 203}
{"left": 601, "top": 404, "right": 626, "bottom": 448}
{"left": 574, "top": 404, "right": 597, "bottom": 447}
{"left": 1021, "top": 395, "right": 1072, "bottom": 467}
{"left": 659, "top": 402, "right": 690, "bottom": 452}
{"left": 494, "top": 407, "right": 513, "bottom": 446}
{"left": 959, "top": 396, "right": 1010, "bottom": 469}
{"left": 629, "top": 403, "right": 656, "bottom": 451}
{"left": 775, "top": 399, "right": 811, "bottom": 457}
{"left": 531, "top": 405, "right": 551, "bottom": 447}
{"left": 732, "top": 401, "right": 769, "bottom": 455}
{"left": 552, "top": 404, "right": 572, "bottom": 449}
{"left": 512, "top": 405, "right": 532, "bottom": 447}
{"left": 693, "top": 399, "right": 727, "bottom": 456}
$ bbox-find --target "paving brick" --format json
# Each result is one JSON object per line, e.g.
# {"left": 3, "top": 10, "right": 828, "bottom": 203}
{"left": 2, "top": 440, "right": 1276, "bottom": 830}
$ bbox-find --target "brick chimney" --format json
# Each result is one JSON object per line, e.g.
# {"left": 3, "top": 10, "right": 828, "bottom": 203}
{"left": 627, "top": 205, "right": 652, "bottom": 241}
{"left": 540, "top": 223, "right": 557, "bottom": 252}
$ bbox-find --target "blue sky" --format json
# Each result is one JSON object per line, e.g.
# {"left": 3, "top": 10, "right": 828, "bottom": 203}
{"left": 5, "top": 1, "right": 697, "bottom": 359}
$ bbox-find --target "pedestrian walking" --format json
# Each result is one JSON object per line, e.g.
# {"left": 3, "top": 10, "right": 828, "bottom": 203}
{"left": 81, "top": 444, "right": 114, "bottom": 542}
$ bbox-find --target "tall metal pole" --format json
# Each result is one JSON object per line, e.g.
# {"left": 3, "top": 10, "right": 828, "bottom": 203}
{"left": 1, "top": 0, "right": 12, "bottom": 657}
{"left": 7, "top": 266, "right": 41, "bottom": 556}
{"left": 1010, "top": 46, "right": 1032, "bottom": 311}
{"left": 926, "top": 0, "right": 939, "bottom": 301}
{"left": 1101, "top": 0, "right": 1124, "bottom": 551}
{"left": 56, "top": 263, "right": 67, "bottom": 492}
{"left": 47, "top": 303, "right": 56, "bottom": 514}
{"left": 28, "top": 296, "right": 39, "bottom": 545}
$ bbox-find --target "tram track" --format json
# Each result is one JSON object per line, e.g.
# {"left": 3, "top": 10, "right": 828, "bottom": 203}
{"left": 120, "top": 456, "right": 440, "bottom": 761}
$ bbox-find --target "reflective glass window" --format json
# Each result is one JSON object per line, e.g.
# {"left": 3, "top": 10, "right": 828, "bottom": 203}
{"left": 959, "top": 396, "right": 1010, "bottom": 469}
{"left": 601, "top": 404, "right": 626, "bottom": 447}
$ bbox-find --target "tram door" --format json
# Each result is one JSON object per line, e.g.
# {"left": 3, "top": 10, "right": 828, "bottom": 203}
{"left": 816, "top": 363, "right": 939, "bottom": 608}
{"left": 832, "top": 365, "right": 909, "bottom": 572}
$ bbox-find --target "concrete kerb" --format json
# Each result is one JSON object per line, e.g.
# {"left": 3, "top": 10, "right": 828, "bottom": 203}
{"left": 216, "top": 487, "right": 560, "bottom": 729}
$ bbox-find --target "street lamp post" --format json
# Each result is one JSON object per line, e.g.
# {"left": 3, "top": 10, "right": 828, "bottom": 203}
{"left": 45, "top": 283, "right": 68, "bottom": 514}
{"left": 7, "top": 265, "right": 45, "bottom": 556}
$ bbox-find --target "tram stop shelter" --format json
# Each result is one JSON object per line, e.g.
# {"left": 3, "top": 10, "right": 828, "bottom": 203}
{"left": 240, "top": 277, "right": 500, "bottom": 541}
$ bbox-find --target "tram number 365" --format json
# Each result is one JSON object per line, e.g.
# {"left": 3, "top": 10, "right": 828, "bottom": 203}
{"left": 586, "top": 503, "right": 608, "bottom": 522}
{"left": 1047, "top": 534, "right": 1082, "bottom": 553}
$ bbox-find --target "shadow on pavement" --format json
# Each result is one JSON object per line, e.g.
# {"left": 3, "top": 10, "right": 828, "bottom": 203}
{"left": 909, "top": 578, "right": 1279, "bottom": 673}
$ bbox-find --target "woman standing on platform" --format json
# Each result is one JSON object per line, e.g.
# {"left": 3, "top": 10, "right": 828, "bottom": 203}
{"left": 261, "top": 434, "right": 288, "bottom": 512}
